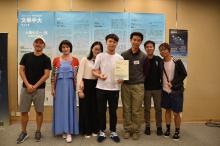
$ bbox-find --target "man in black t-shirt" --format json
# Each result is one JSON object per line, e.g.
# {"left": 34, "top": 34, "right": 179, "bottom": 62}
{"left": 17, "top": 37, "right": 51, "bottom": 144}
{"left": 143, "top": 40, "right": 163, "bottom": 136}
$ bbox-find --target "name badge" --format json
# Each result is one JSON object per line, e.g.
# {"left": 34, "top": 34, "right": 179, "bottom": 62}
{"left": 134, "top": 60, "right": 139, "bottom": 65}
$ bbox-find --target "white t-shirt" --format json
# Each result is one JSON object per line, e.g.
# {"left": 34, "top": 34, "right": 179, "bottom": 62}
{"left": 77, "top": 57, "right": 97, "bottom": 88}
{"left": 93, "top": 52, "right": 124, "bottom": 90}
{"left": 163, "top": 59, "right": 175, "bottom": 93}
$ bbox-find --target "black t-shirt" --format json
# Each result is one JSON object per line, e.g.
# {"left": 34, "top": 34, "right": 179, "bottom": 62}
{"left": 144, "top": 55, "right": 162, "bottom": 90}
{"left": 20, "top": 52, "right": 52, "bottom": 89}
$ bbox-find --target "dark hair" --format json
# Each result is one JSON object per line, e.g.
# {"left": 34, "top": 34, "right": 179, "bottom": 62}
{"left": 105, "top": 34, "right": 119, "bottom": 42}
{"left": 59, "top": 40, "right": 72, "bottom": 53}
{"left": 144, "top": 40, "right": 155, "bottom": 48}
{"left": 87, "top": 41, "right": 104, "bottom": 60}
{"left": 130, "top": 32, "right": 143, "bottom": 41}
{"left": 159, "top": 43, "right": 171, "bottom": 52}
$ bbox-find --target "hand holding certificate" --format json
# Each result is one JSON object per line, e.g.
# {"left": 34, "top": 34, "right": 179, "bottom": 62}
{"left": 114, "top": 60, "right": 129, "bottom": 80}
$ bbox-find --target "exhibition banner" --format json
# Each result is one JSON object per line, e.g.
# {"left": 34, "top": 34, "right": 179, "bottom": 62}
{"left": 18, "top": 11, "right": 165, "bottom": 106}
{"left": 18, "top": 11, "right": 54, "bottom": 105}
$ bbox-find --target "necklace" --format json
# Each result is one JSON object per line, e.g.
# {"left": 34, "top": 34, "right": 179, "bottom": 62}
{"left": 62, "top": 55, "right": 69, "bottom": 60}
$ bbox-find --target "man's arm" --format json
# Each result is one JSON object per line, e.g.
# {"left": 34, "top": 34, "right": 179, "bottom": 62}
{"left": 143, "top": 57, "right": 150, "bottom": 78}
{"left": 19, "top": 65, "right": 35, "bottom": 93}
{"left": 92, "top": 69, "right": 107, "bottom": 80}
{"left": 171, "top": 60, "right": 187, "bottom": 85}
{"left": 33, "top": 69, "right": 51, "bottom": 89}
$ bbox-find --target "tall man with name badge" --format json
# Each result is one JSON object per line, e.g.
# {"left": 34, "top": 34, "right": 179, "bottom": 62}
{"left": 121, "top": 32, "right": 150, "bottom": 140}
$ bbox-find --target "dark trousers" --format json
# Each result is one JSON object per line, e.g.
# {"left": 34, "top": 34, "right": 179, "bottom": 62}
{"left": 96, "top": 89, "right": 119, "bottom": 132}
{"left": 79, "top": 79, "right": 99, "bottom": 135}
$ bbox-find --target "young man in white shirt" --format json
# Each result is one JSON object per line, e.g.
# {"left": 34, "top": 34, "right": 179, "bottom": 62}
{"left": 92, "top": 34, "right": 124, "bottom": 143}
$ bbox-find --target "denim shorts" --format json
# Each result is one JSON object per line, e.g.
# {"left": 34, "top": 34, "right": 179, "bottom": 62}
{"left": 161, "top": 90, "right": 183, "bottom": 112}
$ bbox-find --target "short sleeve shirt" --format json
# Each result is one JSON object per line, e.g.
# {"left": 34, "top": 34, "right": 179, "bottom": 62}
{"left": 20, "top": 52, "right": 52, "bottom": 88}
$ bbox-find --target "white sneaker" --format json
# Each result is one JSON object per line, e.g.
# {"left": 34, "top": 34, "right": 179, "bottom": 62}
{"left": 66, "top": 134, "right": 72, "bottom": 143}
{"left": 62, "top": 133, "right": 66, "bottom": 139}
{"left": 92, "top": 133, "right": 98, "bottom": 137}
{"left": 84, "top": 135, "right": 91, "bottom": 138}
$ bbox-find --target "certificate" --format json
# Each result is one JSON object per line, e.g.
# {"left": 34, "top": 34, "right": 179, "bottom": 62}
{"left": 114, "top": 60, "right": 129, "bottom": 80}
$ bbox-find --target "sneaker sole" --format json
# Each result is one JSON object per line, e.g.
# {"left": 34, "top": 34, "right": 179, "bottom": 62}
{"left": 35, "top": 137, "right": 42, "bottom": 142}
{"left": 173, "top": 138, "right": 180, "bottom": 141}
{"left": 164, "top": 135, "right": 170, "bottom": 138}
{"left": 17, "top": 135, "right": 29, "bottom": 144}
{"left": 92, "top": 134, "right": 98, "bottom": 137}
{"left": 66, "top": 140, "right": 72, "bottom": 143}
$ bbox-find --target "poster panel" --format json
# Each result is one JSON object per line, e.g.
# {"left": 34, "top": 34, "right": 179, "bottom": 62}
{"left": 130, "top": 13, "right": 165, "bottom": 55}
{"left": 18, "top": 11, "right": 166, "bottom": 107}
{"left": 92, "top": 12, "right": 129, "bottom": 54}
{"left": 169, "top": 29, "right": 188, "bottom": 57}
{"left": 55, "top": 12, "right": 92, "bottom": 61}
{"left": 18, "top": 11, "right": 55, "bottom": 105}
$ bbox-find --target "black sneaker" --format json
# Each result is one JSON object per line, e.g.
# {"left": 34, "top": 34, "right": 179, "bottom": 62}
{"left": 17, "top": 131, "right": 28, "bottom": 144}
{"left": 35, "top": 131, "right": 42, "bottom": 142}
{"left": 110, "top": 132, "right": 120, "bottom": 143}
{"left": 172, "top": 132, "right": 180, "bottom": 141}
{"left": 164, "top": 130, "right": 171, "bottom": 138}
{"left": 144, "top": 127, "right": 151, "bottom": 135}
{"left": 97, "top": 131, "right": 106, "bottom": 143}
{"left": 157, "top": 127, "right": 163, "bottom": 136}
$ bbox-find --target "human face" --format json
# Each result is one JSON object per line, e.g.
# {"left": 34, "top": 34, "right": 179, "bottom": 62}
{"left": 159, "top": 46, "right": 170, "bottom": 58}
{"left": 92, "top": 44, "right": 102, "bottom": 58}
{"left": 145, "top": 43, "right": 155, "bottom": 56}
{"left": 61, "top": 44, "right": 70, "bottom": 55}
{"left": 33, "top": 39, "right": 45, "bottom": 52}
{"left": 130, "top": 35, "right": 142, "bottom": 50}
{"left": 106, "top": 38, "right": 118, "bottom": 52}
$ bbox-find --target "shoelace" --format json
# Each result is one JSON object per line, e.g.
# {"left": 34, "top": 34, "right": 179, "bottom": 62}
{"left": 111, "top": 132, "right": 118, "bottom": 137}
{"left": 35, "top": 132, "right": 41, "bottom": 137}
{"left": 174, "top": 132, "right": 179, "bottom": 137}
{"left": 100, "top": 132, "right": 106, "bottom": 136}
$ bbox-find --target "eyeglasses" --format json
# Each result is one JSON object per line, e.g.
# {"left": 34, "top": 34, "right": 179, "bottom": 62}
{"left": 93, "top": 49, "right": 101, "bottom": 52}
{"left": 159, "top": 48, "right": 168, "bottom": 52}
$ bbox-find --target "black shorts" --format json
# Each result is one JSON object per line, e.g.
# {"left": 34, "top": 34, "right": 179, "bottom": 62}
{"left": 161, "top": 90, "right": 183, "bottom": 112}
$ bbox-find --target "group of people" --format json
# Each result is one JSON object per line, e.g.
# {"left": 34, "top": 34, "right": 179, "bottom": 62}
{"left": 16, "top": 32, "right": 187, "bottom": 144}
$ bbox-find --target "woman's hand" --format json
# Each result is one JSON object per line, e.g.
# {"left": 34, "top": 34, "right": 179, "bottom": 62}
{"left": 78, "top": 91, "right": 85, "bottom": 98}
{"left": 51, "top": 89, "right": 55, "bottom": 97}
{"left": 79, "top": 82, "right": 84, "bottom": 90}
